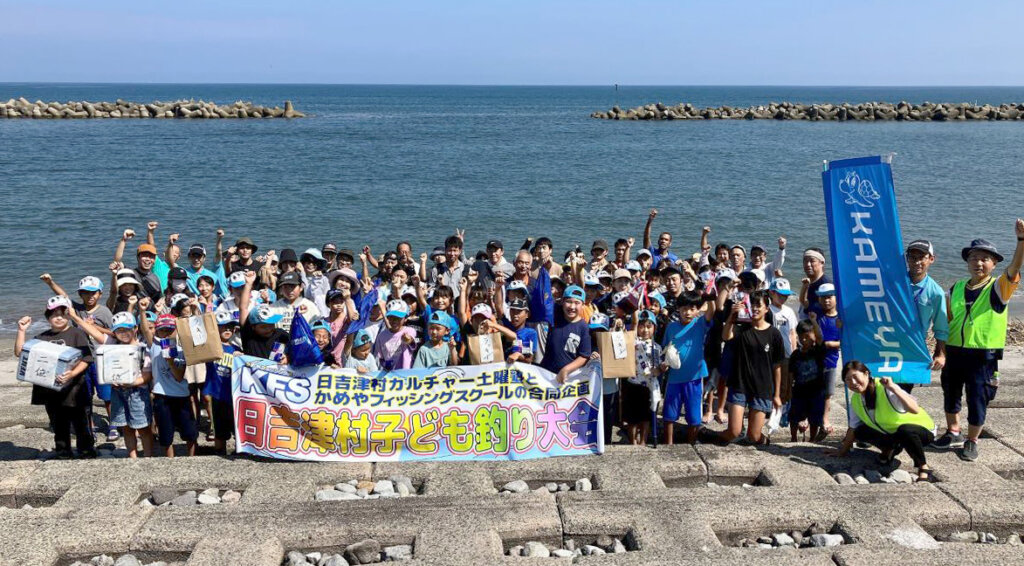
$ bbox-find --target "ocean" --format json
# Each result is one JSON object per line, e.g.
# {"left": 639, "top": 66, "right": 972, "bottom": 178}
{"left": 2, "top": 84, "right": 1024, "bottom": 334}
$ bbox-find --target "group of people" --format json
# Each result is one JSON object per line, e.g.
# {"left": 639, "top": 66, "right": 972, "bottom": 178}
{"left": 13, "top": 213, "right": 1024, "bottom": 482}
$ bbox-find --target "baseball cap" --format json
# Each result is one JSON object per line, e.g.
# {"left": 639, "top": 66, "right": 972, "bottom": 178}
{"left": 228, "top": 271, "right": 247, "bottom": 288}
{"left": 321, "top": 243, "right": 338, "bottom": 255}
{"left": 136, "top": 243, "right": 157, "bottom": 256}
{"left": 278, "top": 248, "right": 298, "bottom": 264}
{"left": 589, "top": 312, "right": 610, "bottom": 330}
{"left": 401, "top": 285, "right": 418, "bottom": 299}
{"left": 144, "top": 311, "right": 158, "bottom": 323}
{"left": 386, "top": 299, "right": 409, "bottom": 318}
{"left": 626, "top": 260, "right": 642, "bottom": 272}
{"left": 431, "top": 246, "right": 446, "bottom": 260}
{"left": 248, "top": 305, "right": 283, "bottom": 325}
{"left": 155, "top": 314, "right": 177, "bottom": 330}
{"left": 428, "top": 310, "right": 451, "bottom": 328}
{"left": 716, "top": 268, "right": 739, "bottom": 283}
{"left": 310, "top": 319, "right": 331, "bottom": 333}
{"left": 234, "top": 237, "right": 258, "bottom": 252}
{"left": 636, "top": 248, "right": 653, "bottom": 259}
{"left": 169, "top": 293, "right": 190, "bottom": 309}
{"left": 325, "top": 289, "right": 346, "bottom": 303}
{"left": 111, "top": 312, "right": 137, "bottom": 330}
{"left": 583, "top": 274, "right": 602, "bottom": 288}
{"left": 816, "top": 283, "right": 837, "bottom": 297}
{"left": 215, "top": 310, "right": 238, "bottom": 327}
{"left": 638, "top": 310, "right": 657, "bottom": 323}
{"left": 168, "top": 267, "right": 188, "bottom": 280}
{"left": 486, "top": 240, "right": 503, "bottom": 250}
{"left": 563, "top": 285, "right": 585, "bottom": 302}
{"left": 509, "top": 298, "right": 530, "bottom": 311}
{"left": 597, "top": 271, "right": 614, "bottom": 282}
{"left": 961, "top": 238, "right": 1003, "bottom": 262}
{"left": 768, "top": 278, "right": 793, "bottom": 296}
{"left": 46, "top": 295, "right": 72, "bottom": 311}
{"left": 905, "top": 239, "right": 934, "bottom": 256}
{"left": 352, "top": 329, "right": 373, "bottom": 349}
{"left": 612, "top": 291, "right": 632, "bottom": 306}
{"left": 648, "top": 292, "right": 666, "bottom": 308}
{"left": 751, "top": 244, "right": 766, "bottom": 254}
{"left": 115, "top": 269, "right": 141, "bottom": 288}
{"left": 591, "top": 239, "right": 609, "bottom": 252}
{"left": 506, "top": 280, "right": 528, "bottom": 293}
{"left": 731, "top": 244, "right": 747, "bottom": 254}
{"left": 613, "top": 268, "right": 632, "bottom": 281}
{"left": 277, "top": 272, "right": 302, "bottom": 289}
{"left": 471, "top": 303, "right": 495, "bottom": 320}
{"left": 188, "top": 244, "right": 206, "bottom": 257}
{"left": 78, "top": 276, "right": 103, "bottom": 292}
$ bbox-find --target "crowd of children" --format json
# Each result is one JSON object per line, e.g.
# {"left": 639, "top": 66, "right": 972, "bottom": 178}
{"left": 13, "top": 213, "right": 1021, "bottom": 466}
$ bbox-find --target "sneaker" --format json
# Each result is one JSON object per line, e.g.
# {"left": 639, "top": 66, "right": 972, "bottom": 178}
{"left": 932, "top": 430, "right": 965, "bottom": 449}
{"left": 959, "top": 439, "right": 979, "bottom": 462}
{"left": 106, "top": 427, "right": 120, "bottom": 442}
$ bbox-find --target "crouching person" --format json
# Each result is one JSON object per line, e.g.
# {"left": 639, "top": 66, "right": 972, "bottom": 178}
{"left": 834, "top": 361, "right": 936, "bottom": 482}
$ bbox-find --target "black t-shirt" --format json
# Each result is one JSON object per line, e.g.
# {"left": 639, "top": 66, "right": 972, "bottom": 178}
{"left": 29, "top": 327, "right": 93, "bottom": 407}
{"left": 788, "top": 344, "right": 827, "bottom": 395}
{"left": 728, "top": 325, "right": 785, "bottom": 401}
{"left": 240, "top": 324, "right": 289, "bottom": 360}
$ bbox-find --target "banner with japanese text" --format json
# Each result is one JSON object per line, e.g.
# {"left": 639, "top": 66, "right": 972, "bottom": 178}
{"left": 822, "top": 155, "right": 932, "bottom": 384}
{"left": 231, "top": 355, "right": 604, "bottom": 461}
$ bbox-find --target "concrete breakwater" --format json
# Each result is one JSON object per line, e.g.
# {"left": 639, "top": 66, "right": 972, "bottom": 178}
{"left": 591, "top": 101, "right": 1024, "bottom": 121}
{"left": 0, "top": 98, "right": 305, "bottom": 119}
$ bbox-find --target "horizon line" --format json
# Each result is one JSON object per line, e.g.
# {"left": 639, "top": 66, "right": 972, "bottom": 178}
{"left": 3, "top": 82, "right": 1024, "bottom": 88}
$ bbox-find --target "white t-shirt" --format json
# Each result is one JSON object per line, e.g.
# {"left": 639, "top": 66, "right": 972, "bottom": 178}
{"left": 770, "top": 303, "right": 799, "bottom": 356}
{"left": 271, "top": 297, "right": 320, "bottom": 332}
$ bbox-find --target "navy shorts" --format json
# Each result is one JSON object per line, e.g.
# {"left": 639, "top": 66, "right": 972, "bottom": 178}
{"left": 788, "top": 391, "right": 825, "bottom": 426}
{"left": 940, "top": 350, "right": 998, "bottom": 427}
{"left": 726, "top": 390, "right": 773, "bottom": 414}
{"left": 664, "top": 380, "right": 703, "bottom": 426}
{"left": 153, "top": 394, "right": 198, "bottom": 447}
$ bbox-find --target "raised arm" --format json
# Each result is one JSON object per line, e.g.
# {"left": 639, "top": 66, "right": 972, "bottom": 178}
{"left": 703, "top": 294, "right": 717, "bottom": 322}
{"left": 215, "top": 229, "right": 225, "bottom": 263}
{"left": 799, "top": 277, "right": 811, "bottom": 310}
{"left": 137, "top": 297, "right": 154, "bottom": 345}
{"left": 700, "top": 226, "right": 711, "bottom": 257}
{"left": 1008, "top": 218, "right": 1024, "bottom": 280}
{"left": 418, "top": 253, "right": 429, "bottom": 284}
{"left": 14, "top": 316, "right": 32, "bottom": 357}
{"left": 808, "top": 311, "right": 823, "bottom": 344}
{"left": 773, "top": 237, "right": 787, "bottom": 270}
{"left": 643, "top": 208, "right": 657, "bottom": 250}
{"left": 39, "top": 273, "right": 68, "bottom": 297}
{"left": 165, "top": 232, "right": 179, "bottom": 267}
{"left": 362, "top": 245, "right": 380, "bottom": 270}
{"left": 146, "top": 221, "right": 157, "bottom": 247}
{"left": 625, "top": 237, "right": 634, "bottom": 263}
{"left": 359, "top": 251, "right": 373, "bottom": 282}
{"left": 238, "top": 270, "right": 257, "bottom": 328}
{"left": 68, "top": 305, "right": 112, "bottom": 343}
{"left": 106, "top": 261, "right": 123, "bottom": 311}
{"left": 722, "top": 303, "right": 741, "bottom": 341}
{"left": 457, "top": 277, "right": 470, "bottom": 324}
{"left": 114, "top": 228, "right": 135, "bottom": 263}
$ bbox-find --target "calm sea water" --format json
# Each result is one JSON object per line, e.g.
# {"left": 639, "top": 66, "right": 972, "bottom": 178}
{"left": 2, "top": 84, "right": 1024, "bottom": 334}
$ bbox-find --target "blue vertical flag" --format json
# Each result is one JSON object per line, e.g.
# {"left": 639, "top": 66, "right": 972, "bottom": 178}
{"left": 822, "top": 156, "right": 931, "bottom": 384}
{"left": 528, "top": 266, "right": 554, "bottom": 325}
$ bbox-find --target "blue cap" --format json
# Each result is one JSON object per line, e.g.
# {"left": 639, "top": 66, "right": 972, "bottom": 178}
{"left": 325, "top": 289, "right": 346, "bottom": 303}
{"left": 563, "top": 285, "right": 585, "bottom": 302}
{"left": 589, "top": 312, "right": 609, "bottom": 330}
{"left": 215, "top": 310, "right": 238, "bottom": 327}
{"left": 385, "top": 299, "right": 409, "bottom": 318}
{"left": 648, "top": 292, "right": 666, "bottom": 308}
{"left": 78, "top": 276, "right": 104, "bottom": 292}
{"left": 248, "top": 305, "right": 283, "bottom": 325}
{"left": 638, "top": 310, "right": 657, "bottom": 323}
{"left": 311, "top": 319, "right": 331, "bottom": 333}
{"left": 352, "top": 329, "right": 373, "bottom": 349}
{"left": 429, "top": 310, "right": 451, "bottom": 328}
{"left": 768, "top": 278, "right": 793, "bottom": 296}
{"left": 144, "top": 311, "right": 158, "bottom": 323}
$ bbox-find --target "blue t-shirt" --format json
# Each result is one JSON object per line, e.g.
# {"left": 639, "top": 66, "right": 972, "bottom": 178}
{"left": 203, "top": 344, "right": 238, "bottom": 402}
{"left": 509, "top": 326, "right": 540, "bottom": 359}
{"left": 662, "top": 317, "right": 710, "bottom": 384}
{"left": 649, "top": 246, "right": 679, "bottom": 270}
{"left": 818, "top": 313, "right": 841, "bottom": 369}
{"left": 542, "top": 313, "right": 592, "bottom": 373}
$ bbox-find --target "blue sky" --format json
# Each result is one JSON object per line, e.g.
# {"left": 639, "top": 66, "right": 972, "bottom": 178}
{"left": 2, "top": 0, "right": 1023, "bottom": 85}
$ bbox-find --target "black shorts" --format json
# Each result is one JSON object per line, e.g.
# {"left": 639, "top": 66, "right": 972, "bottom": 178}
{"left": 153, "top": 394, "right": 198, "bottom": 447}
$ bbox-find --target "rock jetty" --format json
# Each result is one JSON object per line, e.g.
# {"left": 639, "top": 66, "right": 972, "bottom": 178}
{"left": 0, "top": 98, "right": 304, "bottom": 119}
{"left": 591, "top": 101, "right": 1024, "bottom": 121}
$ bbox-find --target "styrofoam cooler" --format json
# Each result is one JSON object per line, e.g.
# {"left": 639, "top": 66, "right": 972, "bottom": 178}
{"left": 16, "top": 339, "right": 83, "bottom": 390}
{"left": 95, "top": 344, "right": 145, "bottom": 386}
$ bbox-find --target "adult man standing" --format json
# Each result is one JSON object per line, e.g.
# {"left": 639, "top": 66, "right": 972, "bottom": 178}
{"left": 643, "top": 208, "right": 678, "bottom": 269}
{"left": 430, "top": 235, "right": 467, "bottom": 299}
{"left": 531, "top": 237, "right": 563, "bottom": 280}
{"left": 902, "top": 239, "right": 949, "bottom": 392}
{"left": 933, "top": 220, "right": 1024, "bottom": 462}
{"left": 799, "top": 247, "right": 831, "bottom": 320}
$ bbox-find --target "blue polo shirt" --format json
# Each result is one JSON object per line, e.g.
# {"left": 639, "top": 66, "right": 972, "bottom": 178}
{"left": 911, "top": 274, "right": 949, "bottom": 342}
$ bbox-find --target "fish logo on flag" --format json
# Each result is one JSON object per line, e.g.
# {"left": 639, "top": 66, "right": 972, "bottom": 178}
{"left": 822, "top": 156, "right": 932, "bottom": 384}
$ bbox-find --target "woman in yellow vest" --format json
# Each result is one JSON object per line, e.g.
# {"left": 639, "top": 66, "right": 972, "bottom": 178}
{"left": 834, "top": 361, "right": 936, "bottom": 482}
{"left": 933, "top": 220, "right": 1024, "bottom": 462}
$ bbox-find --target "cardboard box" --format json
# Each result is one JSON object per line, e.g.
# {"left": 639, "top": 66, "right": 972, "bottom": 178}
{"left": 595, "top": 330, "right": 637, "bottom": 378}
{"left": 17, "top": 339, "right": 82, "bottom": 390}
{"left": 175, "top": 312, "right": 224, "bottom": 365}
{"left": 96, "top": 344, "right": 145, "bottom": 385}
{"left": 467, "top": 333, "right": 504, "bottom": 365}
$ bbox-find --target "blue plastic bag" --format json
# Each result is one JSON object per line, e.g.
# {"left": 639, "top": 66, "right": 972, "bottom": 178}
{"left": 287, "top": 308, "right": 324, "bottom": 367}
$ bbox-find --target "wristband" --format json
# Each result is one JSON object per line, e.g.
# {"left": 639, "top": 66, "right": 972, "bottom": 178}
{"left": 1018, "top": 237, "right": 1024, "bottom": 241}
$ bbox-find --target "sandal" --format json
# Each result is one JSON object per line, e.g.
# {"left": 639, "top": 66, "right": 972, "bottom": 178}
{"left": 916, "top": 468, "right": 935, "bottom": 483}
{"left": 813, "top": 426, "right": 833, "bottom": 443}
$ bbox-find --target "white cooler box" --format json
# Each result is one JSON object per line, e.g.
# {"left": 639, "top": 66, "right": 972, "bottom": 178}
{"left": 16, "top": 339, "right": 83, "bottom": 390}
{"left": 95, "top": 344, "right": 145, "bottom": 386}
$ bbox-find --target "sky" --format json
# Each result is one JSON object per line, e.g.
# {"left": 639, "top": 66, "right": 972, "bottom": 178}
{"left": 2, "top": 0, "right": 1024, "bottom": 85}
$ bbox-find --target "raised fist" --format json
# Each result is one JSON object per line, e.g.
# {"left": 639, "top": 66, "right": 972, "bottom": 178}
{"left": 168, "top": 233, "right": 179, "bottom": 244}
{"left": 216, "top": 229, "right": 225, "bottom": 238}
{"left": 123, "top": 229, "right": 135, "bottom": 241}
{"left": 147, "top": 221, "right": 158, "bottom": 231}
{"left": 649, "top": 208, "right": 658, "bottom": 219}
{"left": 39, "top": 273, "right": 52, "bottom": 283}
{"left": 778, "top": 236, "right": 787, "bottom": 249}
{"left": 17, "top": 316, "right": 32, "bottom": 332}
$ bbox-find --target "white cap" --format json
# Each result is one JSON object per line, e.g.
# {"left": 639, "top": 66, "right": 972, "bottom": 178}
{"left": 46, "top": 295, "right": 72, "bottom": 311}
{"left": 583, "top": 274, "right": 602, "bottom": 288}
{"left": 506, "top": 280, "right": 528, "bottom": 293}
{"left": 817, "top": 283, "right": 837, "bottom": 296}
{"left": 229, "top": 271, "right": 247, "bottom": 288}
{"left": 471, "top": 303, "right": 495, "bottom": 320}
{"left": 78, "top": 276, "right": 103, "bottom": 292}
{"left": 626, "top": 260, "right": 642, "bottom": 272}
{"left": 111, "top": 312, "right": 136, "bottom": 330}
{"left": 385, "top": 299, "right": 409, "bottom": 318}
{"left": 169, "top": 293, "right": 190, "bottom": 308}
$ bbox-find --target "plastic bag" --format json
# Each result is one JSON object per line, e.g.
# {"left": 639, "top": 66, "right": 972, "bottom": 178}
{"left": 764, "top": 407, "right": 783, "bottom": 435}
{"left": 287, "top": 308, "right": 324, "bottom": 367}
{"left": 663, "top": 344, "right": 681, "bottom": 370}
